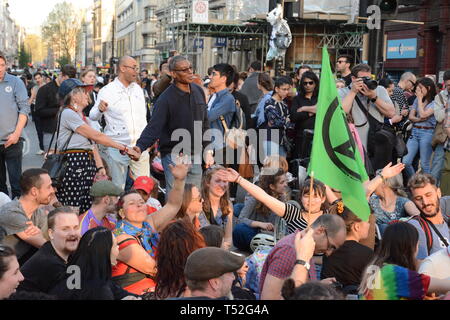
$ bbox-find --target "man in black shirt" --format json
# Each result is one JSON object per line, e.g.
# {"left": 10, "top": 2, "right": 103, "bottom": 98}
{"left": 18, "top": 207, "right": 80, "bottom": 293}
{"left": 34, "top": 65, "right": 76, "bottom": 151}
{"left": 133, "top": 56, "right": 214, "bottom": 194}
{"left": 336, "top": 54, "right": 353, "bottom": 87}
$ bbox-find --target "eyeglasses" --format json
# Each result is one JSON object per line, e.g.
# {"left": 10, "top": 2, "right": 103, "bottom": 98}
{"left": 124, "top": 66, "right": 139, "bottom": 72}
{"left": 303, "top": 81, "right": 314, "bottom": 86}
{"left": 408, "top": 80, "right": 416, "bottom": 87}
{"left": 323, "top": 227, "right": 337, "bottom": 253}
{"left": 173, "top": 66, "right": 193, "bottom": 73}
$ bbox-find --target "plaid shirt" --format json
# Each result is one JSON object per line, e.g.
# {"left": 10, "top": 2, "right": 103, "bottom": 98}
{"left": 445, "top": 108, "right": 450, "bottom": 151}
{"left": 259, "top": 229, "right": 317, "bottom": 295}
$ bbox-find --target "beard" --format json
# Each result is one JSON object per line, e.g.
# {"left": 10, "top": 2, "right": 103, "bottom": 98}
{"left": 419, "top": 197, "right": 440, "bottom": 218}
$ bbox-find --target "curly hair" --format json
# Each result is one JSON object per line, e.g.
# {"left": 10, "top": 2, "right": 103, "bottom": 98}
{"left": 201, "top": 166, "right": 231, "bottom": 223}
{"left": 255, "top": 168, "right": 286, "bottom": 216}
{"left": 154, "top": 219, "right": 206, "bottom": 299}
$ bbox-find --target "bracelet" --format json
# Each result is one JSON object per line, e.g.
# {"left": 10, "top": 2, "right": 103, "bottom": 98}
{"left": 120, "top": 145, "right": 128, "bottom": 155}
{"left": 378, "top": 172, "right": 386, "bottom": 182}
{"left": 235, "top": 176, "right": 242, "bottom": 184}
{"left": 96, "top": 167, "right": 105, "bottom": 173}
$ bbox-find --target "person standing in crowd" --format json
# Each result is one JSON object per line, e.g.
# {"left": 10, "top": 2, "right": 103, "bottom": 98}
{"left": 0, "top": 245, "right": 24, "bottom": 300}
{"left": 360, "top": 222, "right": 450, "bottom": 300}
{"left": 229, "top": 66, "right": 252, "bottom": 131}
{"left": 132, "top": 56, "right": 214, "bottom": 194}
{"left": 55, "top": 78, "right": 138, "bottom": 213}
{"left": 89, "top": 56, "right": 149, "bottom": 190}
{"left": 294, "top": 65, "right": 313, "bottom": 93}
{"left": 240, "top": 61, "right": 263, "bottom": 114}
{"left": 35, "top": 65, "right": 76, "bottom": 153}
{"left": 50, "top": 227, "right": 138, "bottom": 300}
{"left": 254, "top": 73, "right": 274, "bottom": 129}
{"left": 153, "top": 219, "right": 206, "bottom": 299}
{"left": 335, "top": 55, "right": 353, "bottom": 87}
{"left": 0, "top": 169, "right": 52, "bottom": 265}
{"left": 140, "top": 69, "right": 152, "bottom": 98}
{"left": 152, "top": 61, "right": 171, "bottom": 100}
{"left": 174, "top": 247, "right": 245, "bottom": 300}
{"left": 290, "top": 71, "right": 320, "bottom": 159}
{"left": 80, "top": 69, "right": 99, "bottom": 126}
{"left": 393, "top": 72, "right": 416, "bottom": 110}
{"left": 18, "top": 207, "right": 80, "bottom": 294}
{"left": 198, "top": 166, "right": 233, "bottom": 250}
{"left": 261, "top": 76, "right": 292, "bottom": 159}
{"left": 431, "top": 70, "right": 450, "bottom": 184}
{"left": 79, "top": 180, "right": 122, "bottom": 235}
{"left": 29, "top": 72, "right": 46, "bottom": 155}
{"left": 207, "top": 63, "right": 237, "bottom": 163}
{"left": 340, "top": 64, "right": 396, "bottom": 172}
{"left": 407, "top": 174, "right": 449, "bottom": 260}
{"left": 0, "top": 53, "right": 30, "bottom": 199}
{"left": 402, "top": 78, "right": 437, "bottom": 179}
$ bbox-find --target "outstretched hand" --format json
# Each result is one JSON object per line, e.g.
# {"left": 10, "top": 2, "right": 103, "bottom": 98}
{"left": 169, "top": 154, "right": 190, "bottom": 181}
{"left": 381, "top": 162, "right": 405, "bottom": 180}
{"left": 215, "top": 168, "right": 240, "bottom": 183}
{"left": 128, "top": 146, "right": 142, "bottom": 161}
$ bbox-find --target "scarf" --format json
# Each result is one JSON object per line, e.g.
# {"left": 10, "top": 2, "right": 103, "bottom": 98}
{"left": 115, "top": 220, "right": 159, "bottom": 258}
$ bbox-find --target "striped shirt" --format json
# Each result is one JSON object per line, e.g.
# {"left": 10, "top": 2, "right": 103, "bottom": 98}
{"left": 284, "top": 203, "right": 308, "bottom": 234}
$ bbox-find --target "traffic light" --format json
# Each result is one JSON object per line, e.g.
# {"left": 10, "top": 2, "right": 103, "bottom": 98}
{"left": 379, "top": 0, "right": 397, "bottom": 15}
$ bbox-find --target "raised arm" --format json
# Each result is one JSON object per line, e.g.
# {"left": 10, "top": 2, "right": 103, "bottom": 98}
{"left": 216, "top": 168, "right": 286, "bottom": 217}
{"left": 147, "top": 161, "right": 189, "bottom": 232}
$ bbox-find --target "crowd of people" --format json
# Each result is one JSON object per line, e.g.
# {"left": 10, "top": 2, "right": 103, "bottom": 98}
{"left": 0, "top": 50, "right": 449, "bottom": 301}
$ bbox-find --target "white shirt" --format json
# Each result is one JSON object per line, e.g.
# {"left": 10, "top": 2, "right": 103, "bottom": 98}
{"left": 418, "top": 246, "right": 450, "bottom": 280}
{"left": 89, "top": 78, "right": 148, "bottom": 145}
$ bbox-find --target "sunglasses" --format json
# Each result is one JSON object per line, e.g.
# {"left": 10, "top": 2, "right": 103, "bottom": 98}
{"left": 303, "top": 81, "right": 314, "bottom": 86}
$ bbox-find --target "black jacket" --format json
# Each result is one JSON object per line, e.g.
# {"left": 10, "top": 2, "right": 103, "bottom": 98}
{"left": 34, "top": 80, "right": 60, "bottom": 133}
{"left": 136, "top": 83, "right": 210, "bottom": 157}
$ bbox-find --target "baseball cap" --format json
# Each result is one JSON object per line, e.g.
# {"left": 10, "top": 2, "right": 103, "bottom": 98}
{"left": 184, "top": 247, "right": 245, "bottom": 281}
{"left": 133, "top": 176, "right": 155, "bottom": 195}
{"left": 90, "top": 180, "right": 123, "bottom": 197}
{"left": 58, "top": 78, "right": 94, "bottom": 100}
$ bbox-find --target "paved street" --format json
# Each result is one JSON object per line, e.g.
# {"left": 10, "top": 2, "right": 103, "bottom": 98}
{"left": 22, "top": 118, "right": 45, "bottom": 171}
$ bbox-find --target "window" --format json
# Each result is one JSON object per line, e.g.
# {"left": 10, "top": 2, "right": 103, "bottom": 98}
{"left": 144, "top": 33, "right": 157, "bottom": 48}
{"left": 145, "top": 6, "right": 156, "bottom": 21}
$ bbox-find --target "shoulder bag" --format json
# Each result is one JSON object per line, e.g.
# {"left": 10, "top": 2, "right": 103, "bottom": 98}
{"left": 42, "top": 110, "right": 74, "bottom": 188}
{"left": 220, "top": 99, "right": 247, "bottom": 150}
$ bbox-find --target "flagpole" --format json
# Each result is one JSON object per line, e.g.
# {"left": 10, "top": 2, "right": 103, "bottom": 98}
{"left": 308, "top": 171, "right": 314, "bottom": 226}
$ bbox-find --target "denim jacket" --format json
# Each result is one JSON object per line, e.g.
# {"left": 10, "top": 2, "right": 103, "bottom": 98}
{"left": 207, "top": 89, "right": 237, "bottom": 149}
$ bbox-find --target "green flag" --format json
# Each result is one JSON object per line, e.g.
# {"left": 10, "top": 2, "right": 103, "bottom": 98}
{"left": 307, "top": 47, "right": 370, "bottom": 221}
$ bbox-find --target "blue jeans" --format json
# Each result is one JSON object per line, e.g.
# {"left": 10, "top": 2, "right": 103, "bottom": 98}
{"left": 101, "top": 147, "right": 130, "bottom": 190}
{"left": 431, "top": 144, "right": 445, "bottom": 185}
{"left": 161, "top": 153, "right": 202, "bottom": 195}
{"left": 233, "top": 203, "right": 245, "bottom": 218}
{"left": 402, "top": 128, "right": 434, "bottom": 180}
{"left": 0, "top": 139, "right": 23, "bottom": 199}
{"left": 232, "top": 223, "right": 259, "bottom": 252}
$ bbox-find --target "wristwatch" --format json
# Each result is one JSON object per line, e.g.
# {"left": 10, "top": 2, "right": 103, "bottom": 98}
{"left": 370, "top": 96, "right": 378, "bottom": 103}
{"left": 295, "top": 259, "right": 310, "bottom": 270}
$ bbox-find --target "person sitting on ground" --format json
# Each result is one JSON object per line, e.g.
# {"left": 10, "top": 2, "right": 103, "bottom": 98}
{"left": 79, "top": 180, "right": 122, "bottom": 235}
{"left": 169, "top": 247, "right": 245, "bottom": 300}
{"left": 321, "top": 205, "right": 374, "bottom": 290}
{"left": 232, "top": 168, "right": 287, "bottom": 252}
{"left": 198, "top": 166, "right": 234, "bottom": 250}
{"left": 0, "top": 245, "right": 24, "bottom": 300}
{"left": 18, "top": 207, "right": 81, "bottom": 294}
{"left": 360, "top": 222, "right": 450, "bottom": 300}
{"left": 132, "top": 176, "right": 161, "bottom": 215}
{"left": 152, "top": 219, "right": 206, "bottom": 300}
{"left": 50, "top": 227, "right": 138, "bottom": 300}
{"left": 176, "top": 184, "right": 204, "bottom": 230}
{"left": 112, "top": 162, "right": 188, "bottom": 295}
{"left": 0, "top": 169, "right": 53, "bottom": 265}
{"left": 199, "top": 225, "right": 224, "bottom": 248}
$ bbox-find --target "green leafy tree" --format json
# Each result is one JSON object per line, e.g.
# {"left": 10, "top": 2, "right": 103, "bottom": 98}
{"left": 18, "top": 43, "right": 31, "bottom": 68}
{"left": 41, "top": 1, "right": 81, "bottom": 63}
{"left": 56, "top": 55, "right": 71, "bottom": 68}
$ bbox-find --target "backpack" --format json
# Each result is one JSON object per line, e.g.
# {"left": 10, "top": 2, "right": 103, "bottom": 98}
{"left": 414, "top": 215, "right": 449, "bottom": 255}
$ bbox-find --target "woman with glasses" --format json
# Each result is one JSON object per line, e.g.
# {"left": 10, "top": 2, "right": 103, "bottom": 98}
{"left": 290, "top": 71, "right": 320, "bottom": 159}
{"left": 198, "top": 166, "right": 234, "bottom": 250}
{"left": 402, "top": 77, "right": 437, "bottom": 180}
{"left": 0, "top": 245, "right": 24, "bottom": 300}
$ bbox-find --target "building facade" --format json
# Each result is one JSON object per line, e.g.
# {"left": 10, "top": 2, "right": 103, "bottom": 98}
{"left": 0, "top": 0, "right": 20, "bottom": 65}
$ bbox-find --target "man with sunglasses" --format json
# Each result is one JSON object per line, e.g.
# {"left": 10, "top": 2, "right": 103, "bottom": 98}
{"left": 132, "top": 56, "right": 214, "bottom": 195}
{"left": 392, "top": 72, "right": 416, "bottom": 118}
{"left": 259, "top": 214, "right": 346, "bottom": 300}
{"left": 89, "top": 56, "right": 149, "bottom": 190}
{"left": 336, "top": 54, "right": 353, "bottom": 86}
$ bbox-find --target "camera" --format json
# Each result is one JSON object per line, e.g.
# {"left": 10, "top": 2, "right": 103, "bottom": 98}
{"left": 360, "top": 77, "right": 378, "bottom": 90}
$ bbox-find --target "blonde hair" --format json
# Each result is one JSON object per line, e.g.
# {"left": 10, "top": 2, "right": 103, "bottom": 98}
{"left": 263, "top": 155, "right": 288, "bottom": 173}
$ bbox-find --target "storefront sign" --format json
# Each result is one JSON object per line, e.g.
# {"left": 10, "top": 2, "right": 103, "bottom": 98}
{"left": 387, "top": 38, "right": 417, "bottom": 59}
{"left": 215, "top": 37, "right": 227, "bottom": 47}
{"left": 192, "top": 0, "right": 208, "bottom": 24}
